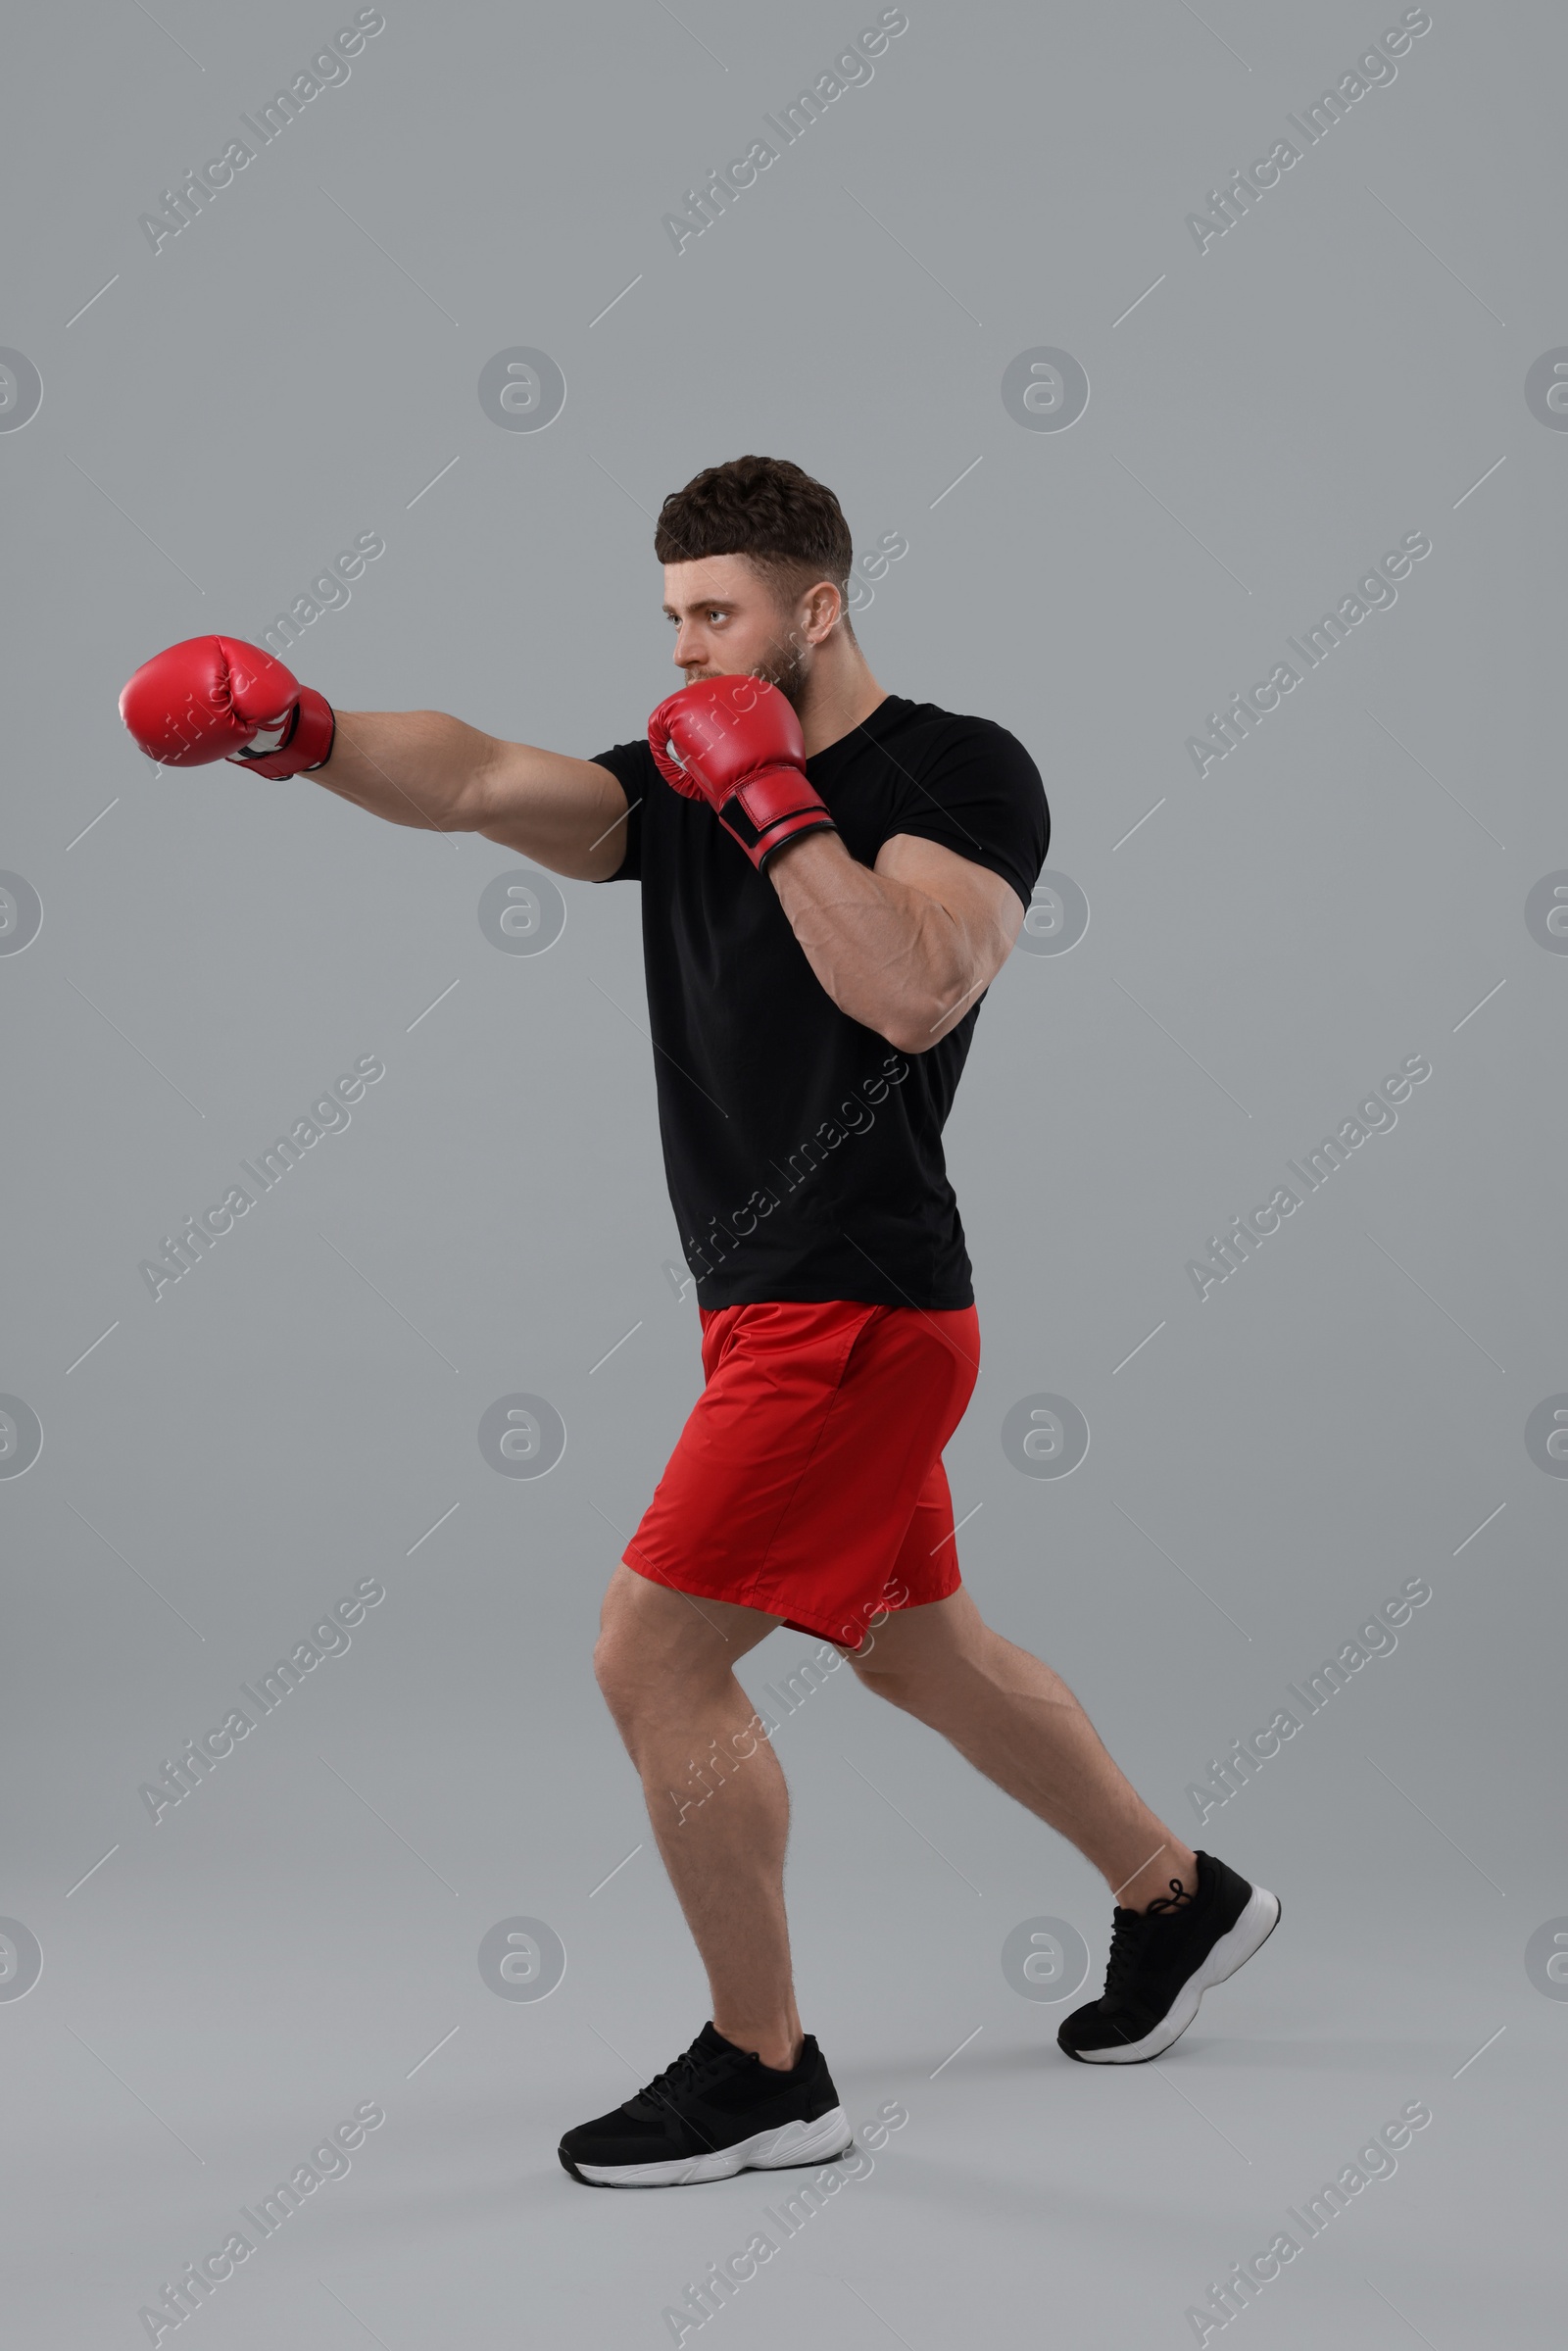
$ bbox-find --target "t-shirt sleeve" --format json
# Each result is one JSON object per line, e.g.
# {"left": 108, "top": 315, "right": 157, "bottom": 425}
{"left": 883, "top": 717, "right": 1049, "bottom": 911}
{"left": 587, "top": 739, "right": 652, "bottom": 882}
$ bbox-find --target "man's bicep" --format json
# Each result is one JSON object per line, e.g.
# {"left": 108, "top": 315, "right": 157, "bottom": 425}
{"left": 474, "top": 744, "right": 634, "bottom": 881}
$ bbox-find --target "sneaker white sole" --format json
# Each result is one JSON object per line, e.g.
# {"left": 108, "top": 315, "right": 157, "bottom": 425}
{"left": 1070, "top": 1885, "right": 1282, "bottom": 2065}
{"left": 572, "top": 2105, "right": 854, "bottom": 2188}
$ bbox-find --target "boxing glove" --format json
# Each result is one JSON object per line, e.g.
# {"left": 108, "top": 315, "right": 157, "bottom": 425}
{"left": 647, "top": 675, "right": 836, "bottom": 870}
{"left": 119, "top": 636, "right": 335, "bottom": 780}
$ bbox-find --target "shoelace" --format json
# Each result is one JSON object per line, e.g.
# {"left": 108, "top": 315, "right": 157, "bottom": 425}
{"left": 637, "top": 2043, "right": 755, "bottom": 2114}
{"left": 1102, "top": 1878, "right": 1195, "bottom": 2001}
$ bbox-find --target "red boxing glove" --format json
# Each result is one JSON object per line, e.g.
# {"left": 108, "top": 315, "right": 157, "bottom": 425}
{"left": 648, "top": 674, "right": 836, "bottom": 871}
{"left": 119, "top": 636, "right": 335, "bottom": 780}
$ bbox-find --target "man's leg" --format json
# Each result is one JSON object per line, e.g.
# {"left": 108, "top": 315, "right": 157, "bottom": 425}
{"left": 842, "top": 1585, "right": 1279, "bottom": 2064}
{"left": 593, "top": 1562, "right": 802, "bottom": 2069}
{"left": 842, "top": 1586, "right": 1196, "bottom": 1910}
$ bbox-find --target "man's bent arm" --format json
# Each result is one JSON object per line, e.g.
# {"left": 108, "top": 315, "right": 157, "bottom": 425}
{"left": 767, "top": 829, "right": 1024, "bottom": 1054}
{"left": 315, "top": 710, "right": 631, "bottom": 881}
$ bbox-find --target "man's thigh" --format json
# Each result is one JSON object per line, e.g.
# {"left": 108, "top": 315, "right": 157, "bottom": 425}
{"left": 835, "top": 1583, "right": 992, "bottom": 1682}
{"left": 620, "top": 1300, "right": 981, "bottom": 1641}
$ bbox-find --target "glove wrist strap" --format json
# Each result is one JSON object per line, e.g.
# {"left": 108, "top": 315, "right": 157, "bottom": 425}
{"left": 721, "top": 764, "right": 836, "bottom": 869}
{"left": 750, "top": 809, "right": 839, "bottom": 871}
{"left": 228, "top": 686, "right": 336, "bottom": 779}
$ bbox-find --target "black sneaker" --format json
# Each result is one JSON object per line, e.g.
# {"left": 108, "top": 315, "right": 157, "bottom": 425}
{"left": 1057, "top": 1851, "right": 1280, "bottom": 2064}
{"left": 559, "top": 2022, "right": 853, "bottom": 2188}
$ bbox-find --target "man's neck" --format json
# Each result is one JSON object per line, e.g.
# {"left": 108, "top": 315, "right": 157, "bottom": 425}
{"left": 795, "top": 653, "right": 888, "bottom": 759}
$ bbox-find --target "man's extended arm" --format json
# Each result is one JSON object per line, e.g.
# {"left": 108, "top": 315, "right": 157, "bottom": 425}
{"left": 116, "top": 634, "right": 631, "bottom": 883}
{"left": 317, "top": 710, "right": 631, "bottom": 882}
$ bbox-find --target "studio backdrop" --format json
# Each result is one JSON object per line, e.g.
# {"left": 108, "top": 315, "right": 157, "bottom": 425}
{"left": 1, "top": 1, "right": 1561, "bottom": 2344}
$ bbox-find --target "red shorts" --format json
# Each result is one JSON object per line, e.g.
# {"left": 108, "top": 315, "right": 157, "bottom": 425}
{"left": 622, "top": 1298, "right": 982, "bottom": 1645}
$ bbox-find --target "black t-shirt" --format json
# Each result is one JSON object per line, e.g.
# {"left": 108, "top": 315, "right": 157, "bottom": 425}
{"left": 592, "top": 693, "right": 1049, "bottom": 1309}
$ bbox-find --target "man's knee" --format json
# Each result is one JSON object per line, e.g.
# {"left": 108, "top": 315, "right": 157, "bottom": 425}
{"left": 845, "top": 1647, "right": 918, "bottom": 1710}
{"left": 593, "top": 1617, "right": 666, "bottom": 1724}
{"left": 592, "top": 1574, "right": 713, "bottom": 1720}
{"left": 592, "top": 1625, "right": 632, "bottom": 1711}
{"left": 593, "top": 1574, "right": 649, "bottom": 1718}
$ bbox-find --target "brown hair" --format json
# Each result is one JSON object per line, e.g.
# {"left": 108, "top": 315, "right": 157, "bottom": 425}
{"left": 654, "top": 455, "right": 855, "bottom": 613}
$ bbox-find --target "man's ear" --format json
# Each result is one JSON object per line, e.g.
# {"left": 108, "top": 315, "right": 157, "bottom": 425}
{"left": 803, "top": 581, "right": 843, "bottom": 642}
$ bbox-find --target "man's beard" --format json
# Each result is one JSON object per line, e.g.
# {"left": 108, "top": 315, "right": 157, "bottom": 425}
{"left": 745, "top": 629, "right": 809, "bottom": 710}
{"left": 687, "top": 628, "right": 811, "bottom": 707}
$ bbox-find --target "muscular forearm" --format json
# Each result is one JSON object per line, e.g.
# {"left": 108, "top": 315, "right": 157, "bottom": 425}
{"left": 767, "top": 832, "right": 974, "bottom": 1053}
{"left": 314, "top": 709, "right": 498, "bottom": 835}
{"left": 311, "top": 709, "right": 628, "bottom": 878}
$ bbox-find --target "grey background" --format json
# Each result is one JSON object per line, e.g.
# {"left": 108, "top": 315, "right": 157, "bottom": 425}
{"left": 2, "top": 0, "right": 1563, "bottom": 2341}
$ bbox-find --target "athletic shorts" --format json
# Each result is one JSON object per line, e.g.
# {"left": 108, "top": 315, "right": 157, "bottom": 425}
{"left": 621, "top": 1298, "right": 982, "bottom": 1646}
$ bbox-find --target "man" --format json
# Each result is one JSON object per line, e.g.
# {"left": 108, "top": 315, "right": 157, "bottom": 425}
{"left": 120, "top": 454, "right": 1278, "bottom": 2191}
